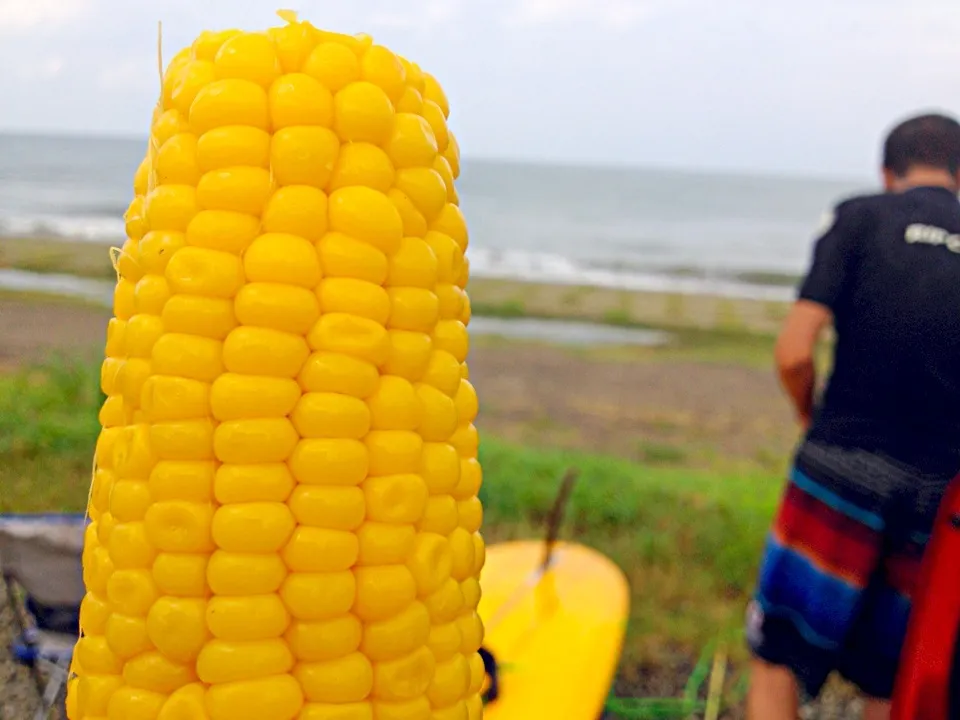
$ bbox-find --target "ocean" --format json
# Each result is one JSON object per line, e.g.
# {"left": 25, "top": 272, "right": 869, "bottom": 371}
{"left": 0, "top": 132, "right": 873, "bottom": 299}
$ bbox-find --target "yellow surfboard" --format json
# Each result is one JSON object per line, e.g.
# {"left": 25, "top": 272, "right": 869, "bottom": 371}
{"left": 478, "top": 539, "right": 630, "bottom": 719}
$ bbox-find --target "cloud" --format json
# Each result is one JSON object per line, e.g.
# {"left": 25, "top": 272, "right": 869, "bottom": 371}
{"left": 0, "top": 0, "right": 92, "bottom": 32}
{"left": 503, "top": 0, "right": 664, "bottom": 29}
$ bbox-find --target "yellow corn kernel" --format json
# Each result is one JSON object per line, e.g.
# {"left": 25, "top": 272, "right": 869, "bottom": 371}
{"left": 69, "top": 11, "right": 482, "bottom": 720}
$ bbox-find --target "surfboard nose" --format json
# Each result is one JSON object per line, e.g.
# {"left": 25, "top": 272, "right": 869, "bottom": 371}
{"left": 478, "top": 540, "right": 629, "bottom": 719}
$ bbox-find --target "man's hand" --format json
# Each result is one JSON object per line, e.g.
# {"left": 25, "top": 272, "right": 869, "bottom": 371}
{"left": 774, "top": 300, "right": 832, "bottom": 429}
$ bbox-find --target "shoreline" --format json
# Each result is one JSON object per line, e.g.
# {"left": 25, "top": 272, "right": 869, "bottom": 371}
{"left": 1, "top": 236, "right": 791, "bottom": 335}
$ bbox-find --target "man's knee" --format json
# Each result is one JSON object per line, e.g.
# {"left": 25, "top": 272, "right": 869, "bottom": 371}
{"left": 747, "top": 658, "right": 800, "bottom": 720}
{"left": 750, "top": 657, "right": 798, "bottom": 687}
{"left": 862, "top": 697, "right": 891, "bottom": 720}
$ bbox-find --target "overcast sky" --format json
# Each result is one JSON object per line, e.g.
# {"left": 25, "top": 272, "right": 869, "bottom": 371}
{"left": 1, "top": 0, "right": 958, "bottom": 178}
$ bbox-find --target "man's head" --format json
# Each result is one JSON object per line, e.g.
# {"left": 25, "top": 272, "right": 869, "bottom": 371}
{"left": 882, "top": 112, "right": 960, "bottom": 193}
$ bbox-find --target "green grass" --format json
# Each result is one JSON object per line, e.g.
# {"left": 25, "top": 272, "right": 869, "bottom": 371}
{"left": 0, "top": 357, "right": 781, "bottom": 682}
{"left": 655, "top": 268, "right": 801, "bottom": 289}
{"left": 0, "top": 354, "right": 104, "bottom": 513}
{"left": 635, "top": 440, "right": 688, "bottom": 465}
{"left": 472, "top": 298, "right": 527, "bottom": 318}
{"left": 602, "top": 308, "right": 634, "bottom": 326}
{"left": 0, "top": 287, "right": 108, "bottom": 310}
{"left": 0, "top": 236, "right": 115, "bottom": 281}
{"left": 735, "top": 270, "right": 802, "bottom": 288}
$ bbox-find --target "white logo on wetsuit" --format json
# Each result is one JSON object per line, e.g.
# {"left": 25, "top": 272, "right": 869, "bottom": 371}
{"left": 904, "top": 223, "right": 960, "bottom": 253}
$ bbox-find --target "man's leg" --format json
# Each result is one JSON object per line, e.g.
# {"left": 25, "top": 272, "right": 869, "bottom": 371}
{"left": 745, "top": 443, "right": 889, "bottom": 715}
{"left": 746, "top": 658, "right": 799, "bottom": 720}
{"left": 863, "top": 698, "right": 891, "bottom": 720}
{"left": 748, "top": 673, "right": 892, "bottom": 720}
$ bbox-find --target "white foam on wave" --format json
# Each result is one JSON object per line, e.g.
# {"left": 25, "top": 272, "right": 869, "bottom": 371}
{"left": 0, "top": 213, "right": 126, "bottom": 243}
{"left": 468, "top": 247, "right": 795, "bottom": 302}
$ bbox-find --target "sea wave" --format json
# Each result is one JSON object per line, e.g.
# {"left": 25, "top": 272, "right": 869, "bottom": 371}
{"left": 0, "top": 212, "right": 126, "bottom": 243}
{"left": 468, "top": 248, "right": 795, "bottom": 302}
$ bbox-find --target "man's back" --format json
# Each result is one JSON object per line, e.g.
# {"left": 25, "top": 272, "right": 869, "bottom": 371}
{"left": 806, "top": 186, "right": 960, "bottom": 473}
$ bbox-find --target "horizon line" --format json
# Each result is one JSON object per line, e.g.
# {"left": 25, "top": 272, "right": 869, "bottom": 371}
{"left": 0, "top": 128, "right": 871, "bottom": 186}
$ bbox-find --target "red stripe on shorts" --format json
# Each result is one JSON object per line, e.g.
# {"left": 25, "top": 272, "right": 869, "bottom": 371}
{"left": 773, "top": 482, "right": 882, "bottom": 587}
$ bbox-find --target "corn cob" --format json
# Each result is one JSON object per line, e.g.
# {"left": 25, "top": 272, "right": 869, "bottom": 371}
{"left": 68, "top": 12, "right": 483, "bottom": 720}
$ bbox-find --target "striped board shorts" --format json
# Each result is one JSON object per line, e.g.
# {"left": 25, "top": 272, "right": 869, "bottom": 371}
{"left": 747, "top": 439, "right": 953, "bottom": 699}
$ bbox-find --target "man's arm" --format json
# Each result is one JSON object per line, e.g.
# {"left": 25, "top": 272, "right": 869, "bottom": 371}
{"left": 777, "top": 200, "right": 862, "bottom": 427}
{"left": 775, "top": 300, "right": 832, "bottom": 428}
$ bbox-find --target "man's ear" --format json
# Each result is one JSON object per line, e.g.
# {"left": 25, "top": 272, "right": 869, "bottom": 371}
{"left": 882, "top": 167, "right": 898, "bottom": 192}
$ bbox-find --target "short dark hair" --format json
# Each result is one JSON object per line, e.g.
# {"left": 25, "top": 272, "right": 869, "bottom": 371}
{"left": 883, "top": 112, "right": 960, "bottom": 176}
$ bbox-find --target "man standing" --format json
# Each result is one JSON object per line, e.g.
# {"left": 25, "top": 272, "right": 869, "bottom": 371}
{"left": 746, "top": 113, "right": 960, "bottom": 720}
